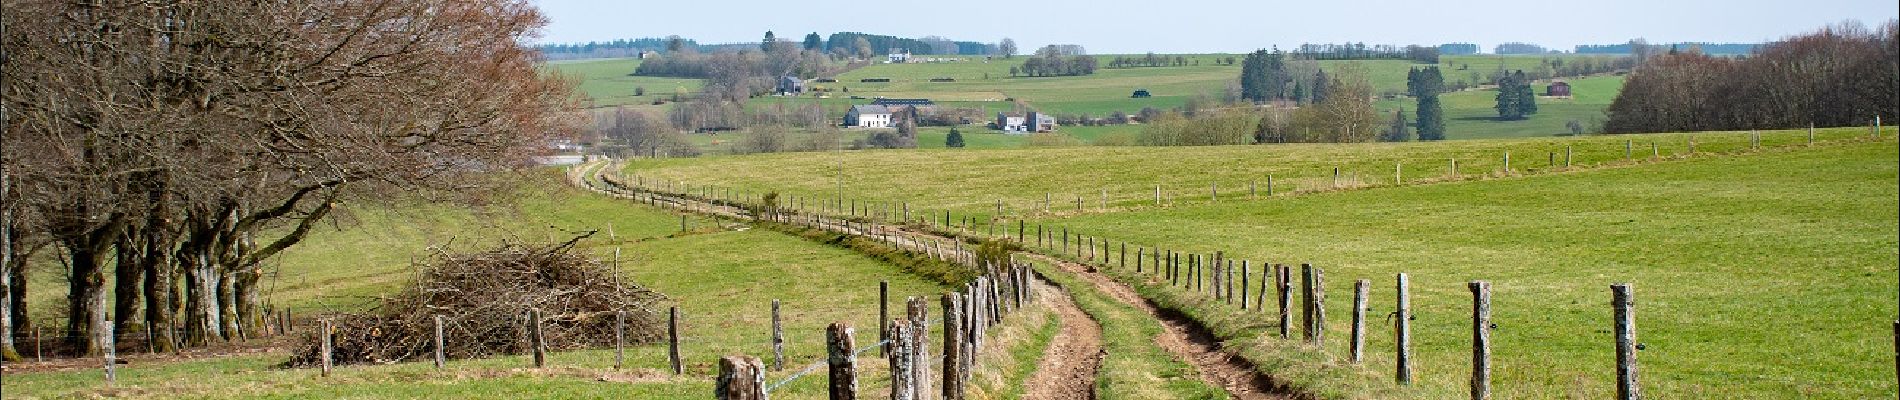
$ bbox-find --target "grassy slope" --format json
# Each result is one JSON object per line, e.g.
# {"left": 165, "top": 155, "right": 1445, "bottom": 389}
{"left": 1030, "top": 139, "right": 1898, "bottom": 399}
{"left": 9, "top": 178, "right": 965, "bottom": 399}
{"left": 545, "top": 58, "right": 703, "bottom": 108}
{"left": 625, "top": 127, "right": 1889, "bottom": 217}
{"left": 1375, "top": 75, "right": 1626, "bottom": 140}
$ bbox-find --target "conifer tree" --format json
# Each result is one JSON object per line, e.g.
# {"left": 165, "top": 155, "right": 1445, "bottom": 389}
{"left": 946, "top": 126, "right": 967, "bottom": 148}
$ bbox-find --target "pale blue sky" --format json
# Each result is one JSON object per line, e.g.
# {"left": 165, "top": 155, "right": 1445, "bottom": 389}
{"left": 531, "top": 0, "right": 1898, "bottom": 53}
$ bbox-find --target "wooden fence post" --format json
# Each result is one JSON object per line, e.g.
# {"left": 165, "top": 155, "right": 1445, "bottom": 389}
{"left": 103, "top": 322, "right": 116, "bottom": 386}
{"left": 1267, "top": 175, "right": 1275, "bottom": 196}
{"left": 942, "top": 293, "right": 965, "bottom": 400}
{"left": 435, "top": 315, "right": 447, "bottom": 369}
{"left": 1470, "top": 281, "right": 1492, "bottom": 400}
{"left": 614, "top": 311, "right": 624, "bottom": 370}
{"left": 1250, "top": 179, "right": 1258, "bottom": 198}
{"left": 1240, "top": 260, "right": 1251, "bottom": 310}
{"left": 669, "top": 306, "right": 683, "bottom": 374}
{"left": 715, "top": 355, "right": 766, "bottom": 400}
{"left": 1613, "top": 284, "right": 1640, "bottom": 400}
{"left": 1136, "top": 247, "right": 1145, "bottom": 272}
{"left": 1626, "top": 140, "right": 1633, "bottom": 160}
{"left": 1120, "top": 243, "right": 1127, "bottom": 269}
{"left": 880, "top": 281, "right": 890, "bottom": 357}
{"left": 907, "top": 297, "right": 931, "bottom": 400}
{"left": 1308, "top": 265, "right": 1325, "bottom": 345}
{"left": 1211, "top": 182, "right": 1218, "bottom": 202}
{"left": 320, "top": 319, "right": 333, "bottom": 377}
{"left": 1503, "top": 151, "right": 1510, "bottom": 173}
{"left": 1396, "top": 163, "right": 1403, "bottom": 185}
{"left": 1278, "top": 264, "right": 1292, "bottom": 339}
{"left": 1351, "top": 279, "right": 1369, "bottom": 363}
{"left": 888, "top": 319, "right": 918, "bottom": 400}
{"left": 1565, "top": 146, "right": 1573, "bottom": 167}
{"left": 1808, "top": 124, "right": 1815, "bottom": 144}
{"left": 530, "top": 309, "right": 546, "bottom": 368}
{"left": 828, "top": 322, "right": 858, "bottom": 400}
{"left": 773, "top": 299, "right": 785, "bottom": 371}
{"left": 1396, "top": 273, "right": 1413, "bottom": 385}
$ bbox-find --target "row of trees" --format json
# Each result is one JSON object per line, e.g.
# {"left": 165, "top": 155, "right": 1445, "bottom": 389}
{"left": 1014, "top": 52, "right": 1099, "bottom": 77}
{"left": 1, "top": 0, "right": 571, "bottom": 358}
{"left": 1143, "top": 66, "right": 1382, "bottom": 145}
{"left": 1107, "top": 53, "right": 1194, "bottom": 69}
{"left": 1291, "top": 43, "right": 1440, "bottom": 63}
{"left": 1604, "top": 20, "right": 1898, "bottom": 133}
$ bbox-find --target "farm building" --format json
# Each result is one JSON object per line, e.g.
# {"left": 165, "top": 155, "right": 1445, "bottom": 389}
{"left": 846, "top": 105, "right": 894, "bottom": 128}
{"left": 872, "top": 98, "right": 935, "bottom": 107}
{"left": 776, "top": 76, "right": 804, "bottom": 95}
{"left": 1131, "top": 89, "right": 1152, "bottom": 98}
{"left": 888, "top": 49, "right": 910, "bottom": 63}
{"left": 995, "top": 112, "right": 1057, "bottom": 133}
{"left": 1547, "top": 81, "right": 1572, "bottom": 98}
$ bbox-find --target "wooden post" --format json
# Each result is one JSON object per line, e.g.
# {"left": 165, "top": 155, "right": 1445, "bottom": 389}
{"left": 1154, "top": 184, "right": 1162, "bottom": 205}
{"left": 435, "top": 315, "right": 447, "bottom": 369}
{"left": 1565, "top": 146, "right": 1573, "bottom": 167}
{"left": 1470, "top": 281, "right": 1492, "bottom": 400}
{"left": 1278, "top": 265, "right": 1292, "bottom": 339}
{"left": 1211, "top": 182, "right": 1218, "bottom": 202}
{"left": 1450, "top": 158, "right": 1459, "bottom": 178}
{"left": 828, "top": 322, "right": 858, "bottom": 400}
{"left": 614, "top": 311, "right": 625, "bottom": 370}
{"left": 680, "top": 214, "right": 688, "bottom": 233}
{"left": 1331, "top": 167, "right": 1339, "bottom": 188}
{"left": 1120, "top": 243, "right": 1127, "bottom": 269}
{"left": 529, "top": 309, "right": 546, "bottom": 368}
{"left": 907, "top": 297, "right": 931, "bottom": 400}
{"left": 1808, "top": 124, "right": 1815, "bottom": 144}
{"left": 1396, "top": 273, "right": 1413, "bottom": 385}
{"left": 1503, "top": 151, "right": 1510, "bottom": 173}
{"left": 1267, "top": 175, "right": 1274, "bottom": 196}
{"left": 103, "top": 322, "right": 116, "bottom": 386}
{"left": 1018, "top": 220, "right": 1025, "bottom": 243}
{"left": 941, "top": 293, "right": 965, "bottom": 400}
{"left": 1304, "top": 264, "right": 1325, "bottom": 345}
{"left": 880, "top": 281, "right": 890, "bottom": 357}
{"left": 669, "top": 306, "right": 683, "bottom": 374}
{"left": 1240, "top": 260, "right": 1251, "bottom": 310}
{"left": 1626, "top": 140, "right": 1633, "bottom": 160}
{"left": 1652, "top": 142, "right": 1658, "bottom": 159}
{"left": 1613, "top": 284, "right": 1640, "bottom": 400}
{"left": 320, "top": 319, "right": 333, "bottom": 377}
{"left": 888, "top": 319, "right": 918, "bottom": 400}
{"left": 1136, "top": 247, "right": 1145, "bottom": 272}
{"left": 1395, "top": 163, "right": 1403, "bottom": 185}
{"left": 1351, "top": 280, "right": 1369, "bottom": 363}
{"left": 772, "top": 300, "right": 785, "bottom": 371}
{"left": 1045, "top": 193, "right": 1051, "bottom": 213}
{"left": 715, "top": 355, "right": 767, "bottom": 400}
{"left": 1250, "top": 179, "right": 1257, "bottom": 198}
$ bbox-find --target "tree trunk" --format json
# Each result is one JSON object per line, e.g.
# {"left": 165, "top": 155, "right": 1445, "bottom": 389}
{"left": 182, "top": 252, "right": 222, "bottom": 345}
{"left": 113, "top": 231, "right": 145, "bottom": 334}
{"left": 0, "top": 198, "right": 14, "bottom": 361}
{"left": 64, "top": 242, "right": 110, "bottom": 356}
{"left": 218, "top": 269, "right": 240, "bottom": 340}
{"left": 8, "top": 252, "right": 26, "bottom": 340}
{"left": 233, "top": 267, "right": 262, "bottom": 338}
{"left": 144, "top": 231, "right": 176, "bottom": 353}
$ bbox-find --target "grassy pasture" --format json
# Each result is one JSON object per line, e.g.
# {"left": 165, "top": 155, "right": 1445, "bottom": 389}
{"left": 545, "top": 57, "right": 703, "bottom": 108}
{"left": 1375, "top": 75, "right": 1627, "bottom": 140}
{"left": 7, "top": 174, "right": 984, "bottom": 399}
{"left": 621, "top": 127, "right": 1891, "bottom": 219}
{"left": 1026, "top": 138, "right": 1898, "bottom": 398}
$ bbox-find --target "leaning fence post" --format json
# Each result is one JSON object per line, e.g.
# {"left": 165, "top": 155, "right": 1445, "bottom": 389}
{"left": 1278, "top": 265, "right": 1292, "bottom": 339}
{"left": 1470, "top": 281, "right": 1492, "bottom": 400}
{"left": 1301, "top": 264, "right": 1324, "bottom": 344}
{"left": 828, "top": 322, "right": 858, "bottom": 400}
{"left": 941, "top": 293, "right": 966, "bottom": 400}
{"left": 1240, "top": 260, "right": 1251, "bottom": 310}
{"left": 715, "top": 355, "right": 767, "bottom": 400}
{"left": 1613, "top": 284, "right": 1641, "bottom": 400}
{"left": 1328, "top": 273, "right": 1359, "bottom": 366}
{"left": 669, "top": 306, "right": 684, "bottom": 374}
{"left": 435, "top": 315, "right": 447, "bottom": 369}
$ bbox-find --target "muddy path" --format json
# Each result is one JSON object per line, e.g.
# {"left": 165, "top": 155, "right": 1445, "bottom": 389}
{"left": 1021, "top": 276, "right": 1105, "bottom": 400}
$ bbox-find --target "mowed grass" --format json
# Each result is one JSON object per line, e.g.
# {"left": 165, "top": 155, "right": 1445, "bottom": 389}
{"left": 1028, "top": 139, "right": 1899, "bottom": 398}
{"left": 623, "top": 127, "right": 1891, "bottom": 218}
{"left": 544, "top": 57, "right": 703, "bottom": 108}
{"left": 7, "top": 175, "right": 967, "bottom": 399}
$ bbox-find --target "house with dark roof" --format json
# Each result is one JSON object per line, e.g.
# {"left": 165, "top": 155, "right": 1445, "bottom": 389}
{"left": 995, "top": 111, "right": 1056, "bottom": 133}
{"left": 777, "top": 76, "right": 805, "bottom": 95}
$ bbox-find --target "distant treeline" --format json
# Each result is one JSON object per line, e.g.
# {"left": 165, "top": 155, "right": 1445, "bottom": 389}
{"left": 1575, "top": 42, "right": 1761, "bottom": 55}
{"left": 537, "top": 37, "right": 758, "bottom": 60}
{"left": 824, "top": 32, "right": 989, "bottom": 55}
{"left": 1604, "top": 21, "right": 1898, "bottom": 133}
{"left": 1291, "top": 43, "right": 1441, "bottom": 63}
{"left": 1438, "top": 43, "right": 1479, "bottom": 55}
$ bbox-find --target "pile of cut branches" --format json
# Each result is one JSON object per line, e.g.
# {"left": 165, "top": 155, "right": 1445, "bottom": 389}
{"left": 287, "top": 237, "right": 666, "bottom": 366}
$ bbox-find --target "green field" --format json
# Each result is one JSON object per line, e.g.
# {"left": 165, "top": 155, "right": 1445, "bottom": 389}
{"left": 6, "top": 174, "right": 1034, "bottom": 399}
{"left": 619, "top": 132, "right": 1898, "bottom": 398}
{"left": 546, "top": 57, "right": 703, "bottom": 108}
{"left": 622, "top": 127, "right": 1888, "bottom": 218}
{"left": 1376, "top": 75, "right": 1627, "bottom": 140}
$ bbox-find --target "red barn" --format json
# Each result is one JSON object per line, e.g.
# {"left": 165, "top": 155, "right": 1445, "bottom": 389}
{"left": 1547, "top": 81, "right": 1572, "bottom": 98}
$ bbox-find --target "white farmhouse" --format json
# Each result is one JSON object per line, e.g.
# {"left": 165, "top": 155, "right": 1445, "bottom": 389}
{"left": 846, "top": 105, "right": 894, "bottom": 128}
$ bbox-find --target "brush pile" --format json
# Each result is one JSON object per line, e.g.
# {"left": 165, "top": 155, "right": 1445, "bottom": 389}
{"left": 288, "top": 238, "right": 667, "bottom": 366}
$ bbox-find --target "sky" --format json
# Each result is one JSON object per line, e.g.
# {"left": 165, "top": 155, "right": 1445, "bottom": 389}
{"left": 530, "top": 0, "right": 1899, "bottom": 54}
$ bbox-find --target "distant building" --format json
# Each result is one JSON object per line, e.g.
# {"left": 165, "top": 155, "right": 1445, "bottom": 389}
{"left": 996, "top": 111, "right": 1056, "bottom": 133}
{"left": 1131, "top": 89, "right": 1152, "bottom": 98}
{"left": 872, "top": 98, "right": 935, "bottom": 107}
{"left": 1547, "top": 81, "right": 1572, "bottom": 98}
{"left": 846, "top": 105, "right": 894, "bottom": 128}
{"left": 639, "top": 51, "right": 659, "bottom": 59}
{"left": 777, "top": 76, "right": 805, "bottom": 95}
{"left": 888, "top": 49, "right": 910, "bottom": 63}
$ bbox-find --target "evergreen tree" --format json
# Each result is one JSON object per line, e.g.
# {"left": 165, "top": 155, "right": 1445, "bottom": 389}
{"left": 1417, "top": 96, "right": 1446, "bottom": 140}
{"left": 1239, "top": 50, "right": 1269, "bottom": 102}
{"left": 1262, "top": 49, "right": 1288, "bottom": 100}
{"left": 946, "top": 126, "right": 966, "bottom": 148}
{"left": 1514, "top": 70, "right": 1538, "bottom": 116}
{"left": 761, "top": 31, "right": 776, "bottom": 52}
{"left": 1382, "top": 108, "right": 1411, "bottom": 142}
{"left": 1292, "top": 82, "right": 1305, "bottom": 105}
{"left": 1406, "top": 67, "right": 1445, "bottom": 98}
{"left": 802, "top": 32, "right": 823, "bottom": 51}
{"left": 1310, "top": 69, "right": 1330, "bottom": 103}
{"left": 1494, "top": 71, "right": 1524, "bottom": 120}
